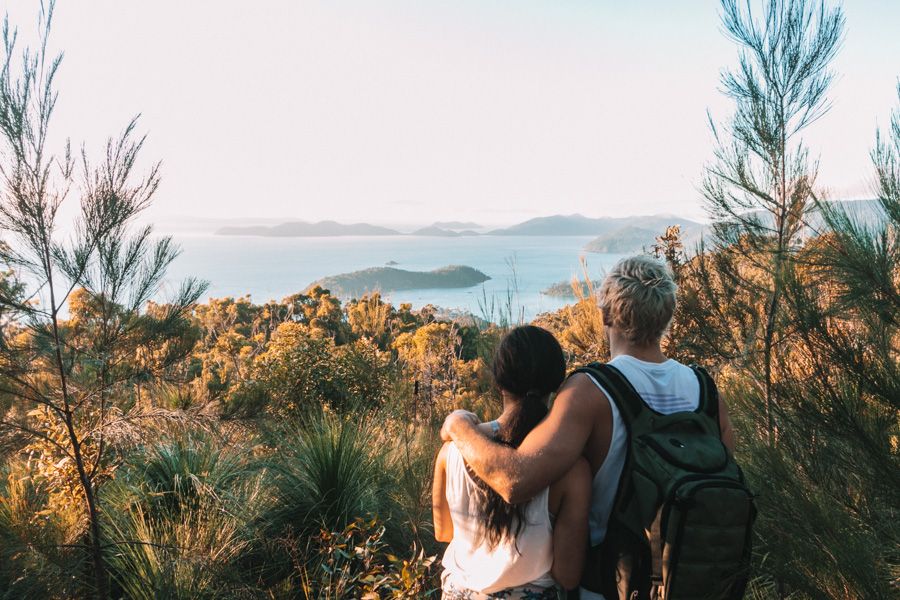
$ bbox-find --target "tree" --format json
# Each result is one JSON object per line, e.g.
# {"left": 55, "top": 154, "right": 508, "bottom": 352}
{"left": 0, "top": 3, "right": 205, "bottom": 597}
{"left": 701, "top": 0, "right": 844, "bottom": 441}
{"left": 737, "top": 86, "right": 900, "bottom": 599}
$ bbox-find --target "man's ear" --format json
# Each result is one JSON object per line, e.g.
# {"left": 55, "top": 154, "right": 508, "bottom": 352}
{"left": 601, "top": 309, "right": 613, "bottom": 328}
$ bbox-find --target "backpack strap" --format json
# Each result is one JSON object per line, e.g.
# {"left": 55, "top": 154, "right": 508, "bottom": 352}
{"left": 572, "top": 361, "right": 648, "bottom": 425}
{"left": 573, "top": 362, "right": 658, "bottom": 594}
{"left": 690, "top": 365, "right": 721, "bottom": 434}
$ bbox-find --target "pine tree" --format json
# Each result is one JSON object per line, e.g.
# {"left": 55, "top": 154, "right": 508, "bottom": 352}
{"left": 0, "top": 4, "right": 206, "bottom": 597}
{"left": 700, "top": 0, "right": 844, "bottom": 441}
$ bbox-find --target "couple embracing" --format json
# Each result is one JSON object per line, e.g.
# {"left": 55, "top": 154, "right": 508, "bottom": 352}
{"left": 433, "top": 255, "right": 754, "bottom": 600}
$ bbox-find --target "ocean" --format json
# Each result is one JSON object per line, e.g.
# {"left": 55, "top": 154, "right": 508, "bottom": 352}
{"left": 159, "top": 233, "right": 627, "bottom": 321}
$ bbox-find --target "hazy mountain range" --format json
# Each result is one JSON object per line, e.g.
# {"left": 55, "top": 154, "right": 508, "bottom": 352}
{"left": 214, "top": 213, "right": 706, "bottom": 252}
{"left": 213, "top": 200, "right": 883, "bottom": 254}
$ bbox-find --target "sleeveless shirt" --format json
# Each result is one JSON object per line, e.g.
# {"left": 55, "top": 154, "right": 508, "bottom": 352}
{"left": 441, "top": 442, "right": 556, "bottom": 594}
{"left": 579, "top": 354, "right": 701, "bottom": 600}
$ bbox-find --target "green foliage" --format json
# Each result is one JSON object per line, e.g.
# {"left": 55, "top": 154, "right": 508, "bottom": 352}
{"left": 263, "top": 411, "right": 391, "bottom": 537}
{"left": 114, "top": 433, "right": 254, "bottom": 519}
{"left": 250, "top": 323, "right": 391, "bottom": 416}
{"left": 101, "top": 430, "right": 266, "bottom": 599}
{"left": 283, "top": 518, "right": 438, "bottom": 599}
{"left": 380, "top": 420, "right": 442, "bottom": 549}
{"left": 679, "top": 80, "right": 900, "bottom": 599}
{"left": 104, "top": 499, "right": 257, "bottom": 600}
{"left": 0, "top": 464, "right": 84, "bottom": 599}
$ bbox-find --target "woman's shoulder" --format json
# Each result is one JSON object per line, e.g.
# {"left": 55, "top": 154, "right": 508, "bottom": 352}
{"left": 440, "top": 442, "right": 477, "bottom": 489}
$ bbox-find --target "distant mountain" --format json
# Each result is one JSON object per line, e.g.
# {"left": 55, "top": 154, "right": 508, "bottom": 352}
{"left": 432, "top": 221, "right": 482, "bottom": 230}
{"left": 584, "top": 225, "right": 661, "bottom": 253}
{"left": 213, "top": 213, "right": 713, "bottom": 240}
{"left": 584, "top": 221, "right": 706, "bottom": 254}
{"left": 801, "top": 198, "right": 885, "bottom": 230}
{"left": 309, "top": 265, "right": 490, "bottom": 297}
{"left": 489, "top": 214, "right": 609, "bottom": 236}
{"left": 216, "top": 220, "right": 400, "bottom": 237}
{"left": 700, "top": 199, "right": 884, "bottom": 247}
{"left": 489, "top": 214, "right": 704, "bottom": 237}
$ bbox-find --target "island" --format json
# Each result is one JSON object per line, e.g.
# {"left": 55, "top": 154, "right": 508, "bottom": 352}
{"left": 308, "top": 265, "right": 490, "bottom": 297}
{"left": 542, "top": 279, "right": 603, "bottom": 298}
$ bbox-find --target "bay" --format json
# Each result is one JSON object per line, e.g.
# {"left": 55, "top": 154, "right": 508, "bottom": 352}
{"left": 159, "top": 234, "right": 627, "bottom": 321}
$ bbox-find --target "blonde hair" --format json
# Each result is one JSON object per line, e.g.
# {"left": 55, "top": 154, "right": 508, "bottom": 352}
{"left": 598, "top": 255, "right": 677, "bottom": 347}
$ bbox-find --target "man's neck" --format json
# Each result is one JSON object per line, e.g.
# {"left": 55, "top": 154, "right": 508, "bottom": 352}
{"left": 609, "top": 337, "right": 667, "bottom": 364}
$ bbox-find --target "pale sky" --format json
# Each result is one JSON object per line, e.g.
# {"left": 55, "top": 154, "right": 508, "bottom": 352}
{"left": 3, "top": 0, "right": 899, "bottom": 227}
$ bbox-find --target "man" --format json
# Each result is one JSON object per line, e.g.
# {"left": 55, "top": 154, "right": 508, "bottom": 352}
{"left": 442, "top": 254, "right": 735, "bottom": 599}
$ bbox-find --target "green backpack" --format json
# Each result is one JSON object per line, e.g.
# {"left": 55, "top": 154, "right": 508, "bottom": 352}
{"left": 574, "top": 362, "right": 755, "bottom": 600}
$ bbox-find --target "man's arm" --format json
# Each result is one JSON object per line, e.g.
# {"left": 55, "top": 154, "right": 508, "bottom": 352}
{"left": 718, "top": 395, "right": 736, "bottom": 453}
{"left": 442, "top": 373, "right": 603, "bottom": 504}
{"left": 549, "top": 457, "right": 591, "bottom": 590}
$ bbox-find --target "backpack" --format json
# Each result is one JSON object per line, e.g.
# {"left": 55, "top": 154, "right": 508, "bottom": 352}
{"left": 574, "top": 362, "right": 755, "bottom": 600}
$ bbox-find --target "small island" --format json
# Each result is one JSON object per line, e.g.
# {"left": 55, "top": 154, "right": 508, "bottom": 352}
{"left": 309, "top": 265, "right": 490, "bottom": 297}
{"left": 542, "top": 279, "right": 603, "bottom": 298}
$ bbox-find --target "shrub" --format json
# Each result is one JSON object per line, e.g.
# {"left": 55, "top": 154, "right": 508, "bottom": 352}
{"left": 286, "top": 517, "right": 438, "bottom": 600}
{"left": 253, "top": 323, "right": 391, "bottom": 416}
{"left": 263, "top": 410, "right": 391, "bottom": 538}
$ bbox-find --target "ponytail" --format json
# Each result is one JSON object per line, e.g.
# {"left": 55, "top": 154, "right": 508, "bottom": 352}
{"left": 501, "top": 389, "right": 549, "bottom": 447}
{"left": 470, "top": 326, "right": 565, "bottom": 550}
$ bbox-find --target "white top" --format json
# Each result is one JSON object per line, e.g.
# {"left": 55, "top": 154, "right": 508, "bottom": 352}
{"left": 584, "top": 354, "right": 701, "bottom": 546}
{"left": 441, "top": 442, "right": 556, "bottom": 594}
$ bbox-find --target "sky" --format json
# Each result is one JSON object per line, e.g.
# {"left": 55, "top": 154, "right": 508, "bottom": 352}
{"left": 2, "top": 0, "right": 899, "bottom": 227}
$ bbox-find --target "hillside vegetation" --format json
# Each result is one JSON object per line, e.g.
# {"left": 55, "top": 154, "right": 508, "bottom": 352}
{"left": 1, "top": 1, "right": 898, "bottom": 599}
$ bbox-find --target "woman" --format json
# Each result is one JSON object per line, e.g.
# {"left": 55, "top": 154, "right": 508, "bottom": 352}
{"left": 432, "top": 325, "right": 590, "bottom": 599}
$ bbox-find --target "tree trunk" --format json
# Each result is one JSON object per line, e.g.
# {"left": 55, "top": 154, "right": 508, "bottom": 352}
{"left": 66, "top": 421, "right": 108, "bottom": 600}
{"left": 762, "top": 279, "right": 781, "bottom": 445}
{"left": 46, "top": 259, "right": 108, "bottom": 599}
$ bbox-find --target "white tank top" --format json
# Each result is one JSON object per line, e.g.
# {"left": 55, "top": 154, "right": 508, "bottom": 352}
{"left": 441, "top": 442, "right": 556, "bottom": 594}
{"left": 585, "top": 354, "right": 701, "bottom": 546}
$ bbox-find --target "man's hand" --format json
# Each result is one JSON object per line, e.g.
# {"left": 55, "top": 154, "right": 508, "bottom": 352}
{"left": 440, "top": 409, "right": 480, "bottom": 441}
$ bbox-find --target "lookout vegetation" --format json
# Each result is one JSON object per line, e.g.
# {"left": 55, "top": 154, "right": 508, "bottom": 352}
{"left": 0, "top": 1, "right": 897, "bottom": 599}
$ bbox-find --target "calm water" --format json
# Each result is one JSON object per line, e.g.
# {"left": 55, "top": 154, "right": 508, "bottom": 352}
{"left": 159, "top": 234, "right": 625, "bottom": 321}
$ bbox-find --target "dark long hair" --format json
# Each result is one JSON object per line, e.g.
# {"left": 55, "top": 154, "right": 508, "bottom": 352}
{"left": 472, "top": 325, "right": 566, "bottom": 549}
